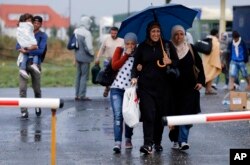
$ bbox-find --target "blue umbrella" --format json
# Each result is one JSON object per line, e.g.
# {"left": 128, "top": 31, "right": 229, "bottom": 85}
{"left": 118, "top": 3, "right": 198, "bottom": 43}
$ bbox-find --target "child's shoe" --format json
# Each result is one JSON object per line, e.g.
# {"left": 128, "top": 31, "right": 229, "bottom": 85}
{"left": 31, "top": 64, "right": 40, "bottom": 74}
{"left": 19, "top": 69, "right": 29, "bottom": 79}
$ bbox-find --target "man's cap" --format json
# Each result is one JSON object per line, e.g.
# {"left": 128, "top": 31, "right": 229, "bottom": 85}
{"left": 33, "top": 16, "right": 43, "bottom": 23}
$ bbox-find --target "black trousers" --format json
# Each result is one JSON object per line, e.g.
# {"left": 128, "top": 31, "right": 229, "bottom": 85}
{"left": 139, "top": 90, "right": 164, "bottom": 146}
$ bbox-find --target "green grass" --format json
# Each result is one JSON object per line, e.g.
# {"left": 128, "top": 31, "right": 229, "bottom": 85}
{"left": 0, "top": 35, "right": 105, "bottom": 88}
{"left": 0, "top": 60, "right": 96, "bottom": 88}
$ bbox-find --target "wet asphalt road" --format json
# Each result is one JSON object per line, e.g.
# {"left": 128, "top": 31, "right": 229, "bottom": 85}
{"left": 0, "top": 86, "right": 250, "bottom": 165}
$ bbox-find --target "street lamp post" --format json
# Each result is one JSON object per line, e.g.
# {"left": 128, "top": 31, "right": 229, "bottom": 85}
{"left": 127, "top": 0, "right": 130, "bottom": 17}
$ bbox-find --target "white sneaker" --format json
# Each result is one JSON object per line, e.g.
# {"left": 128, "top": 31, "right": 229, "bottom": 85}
{"left": 31, "top": 64, "right": 40, "bottom": 74}
{"left": 19, "top": 69, "right": 29, "bottom": 79}
{"left": 211, "top": 83, "right": 217, "bottom": 90}
{"left": 234, "top": 83, "right": 240, "bottom": 90}
{"left": 172, "top": 142, "right": 179, "bottom": 149}
{"left": 222, "top": 85, "right": 228, "bottom": 90}
{"left": 179, "top": 142, "right": 189, "bottom": 150}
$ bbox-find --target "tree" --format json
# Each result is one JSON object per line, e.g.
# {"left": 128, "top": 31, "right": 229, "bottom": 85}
{"left": 165, "top": 0, "right": 171, "bottom": 3}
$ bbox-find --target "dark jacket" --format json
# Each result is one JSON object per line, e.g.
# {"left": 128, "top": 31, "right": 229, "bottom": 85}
{"left": 169, "top": 44, "right": 205, "bottom": 116}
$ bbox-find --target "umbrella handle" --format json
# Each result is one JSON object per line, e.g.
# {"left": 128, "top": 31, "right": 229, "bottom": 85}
{"left": 157, "top": 52, "right": 167, "bottom": 67}
{"left": 157, "top": 37, "right": 167, "bottom": 68}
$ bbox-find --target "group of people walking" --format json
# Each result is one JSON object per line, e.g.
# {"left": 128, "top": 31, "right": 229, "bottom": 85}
{"left": 15, "top": 12, "right": 250, "bottom": 156}
{"left": 97, "top": 21, "right": 205, "bottom": 154}
{"left": 102, "top": 23, "right": 250, "bottom": 154}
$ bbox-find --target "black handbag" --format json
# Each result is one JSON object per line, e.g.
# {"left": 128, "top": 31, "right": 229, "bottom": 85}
{"left": 166, "top": 66, "right": 180, "bottom": 79}
{"left": 95, "top": 61, "right": 118, "bottom": 86}
{"left": 194, "top": 38, "right": 212, "bottom": 55}
{"left": 165, "top": 42, "right": 180, "bottom": 79}
{"left": 91, "top": 63, "right": 101, "bottom": 84}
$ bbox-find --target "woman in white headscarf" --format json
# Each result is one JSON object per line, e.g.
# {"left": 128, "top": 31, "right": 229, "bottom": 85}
{"left": 169, "top": 25, "right": 205, "bottom": 150}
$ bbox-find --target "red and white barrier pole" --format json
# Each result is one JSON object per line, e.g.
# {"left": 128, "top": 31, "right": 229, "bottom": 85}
{"left": 0, "top": 98, "right": 64, "bottom": 109}
{"left": 162, "top": 111, "right": 250, "bottom": 126}
{"left": 0, "top": 97, "right": 64, "bottom": 165}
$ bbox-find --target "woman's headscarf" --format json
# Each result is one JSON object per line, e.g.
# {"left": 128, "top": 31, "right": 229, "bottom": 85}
{"left": 145, "top": 21, "right": 161, "bottom": 45}
{"left": 124, "top": 32, "right": 138, "bottom": 44}
{"left": 171, "top": 25, "right": 189, "bottom": 59}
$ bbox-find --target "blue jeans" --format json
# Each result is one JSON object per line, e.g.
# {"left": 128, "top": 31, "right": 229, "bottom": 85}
{"left": 110, "top": 88, "right": 133, "bottom": 142}
{"left": 20, "top": 55, "right": 39, "bottom": 70}
{"left": 229, "top": 61, "right": 248, "bottom": 79}
{"left": 178, "top": 125, "right": 192, "bottom": 143}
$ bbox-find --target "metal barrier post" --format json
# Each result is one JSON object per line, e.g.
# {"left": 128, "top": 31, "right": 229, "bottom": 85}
{"left": 0, "top": 98, "right": 64, "bottom": 165}
{"left": 51, "top": 109, "right": 57, "bottom": 165}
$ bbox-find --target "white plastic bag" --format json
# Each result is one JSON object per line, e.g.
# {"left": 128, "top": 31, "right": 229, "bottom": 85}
{"left": 122, "top": 86, "right": 140, "bottom": 128}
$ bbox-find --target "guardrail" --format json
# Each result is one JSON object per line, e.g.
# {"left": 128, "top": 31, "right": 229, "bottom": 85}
{"left": 0, "top": 98, "right": 64, "bottom": 165}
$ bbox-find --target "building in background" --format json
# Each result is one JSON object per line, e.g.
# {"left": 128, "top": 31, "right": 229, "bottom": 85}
{"left": 190, "top": 7, "right": 232, "bottom": 42}
{"left": 0, "top": 4, "right": 69, "bottom": 40}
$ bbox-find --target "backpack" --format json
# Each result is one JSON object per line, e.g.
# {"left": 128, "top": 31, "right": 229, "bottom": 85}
{"left": 67, "top": 33, "right": 79, "bottom": 50}
{"left": 194, "top": 38, "right": 212, "bottom": 55}
{"left": 39, "top": 32, "right": 47, "bottom": 63}
{"left": 41, "top": 45, "right": 47, "bottom": 62}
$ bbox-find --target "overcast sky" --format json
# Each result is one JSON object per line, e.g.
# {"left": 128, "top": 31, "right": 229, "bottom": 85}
{"left": 1, "top": 0, "right": 250, "bottom": 24}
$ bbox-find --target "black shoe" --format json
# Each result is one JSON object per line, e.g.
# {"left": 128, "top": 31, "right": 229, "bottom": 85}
{"left": 21, "top": 111, "right": 29, "bottom": 119}
{"left": 154, "top": 144, "right": 163, "bottom": 152}
{"left": 113, "top": 145, "right": 121, "bottom": 154}
{"left": 140, "top": 145, "right": 152, "bottom": 154}
{"left": 35, "top": 108, "right": 41, "bottom": 117}
{"left": 179, "top": 142, "right": 189, "bottom": 150}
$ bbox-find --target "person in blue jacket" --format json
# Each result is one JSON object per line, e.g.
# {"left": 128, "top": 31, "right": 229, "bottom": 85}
{"left": 16, "top": 15, "right": 48, "bottom": 118}
{"left": 228, "top": 30, "right": 250, "bottom": 91}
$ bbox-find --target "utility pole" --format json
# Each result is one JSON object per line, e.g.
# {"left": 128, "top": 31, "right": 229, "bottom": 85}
{"left": 127, "top": 0, "right": 130, "bottom": 17}
{"left": 220, "top": 0, "right": 226, "bottom": 34}
{"left": 69, "top": 0, "right": 71, "bottom": 25}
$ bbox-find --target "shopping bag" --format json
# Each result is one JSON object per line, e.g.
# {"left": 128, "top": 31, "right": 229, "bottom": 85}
{"left": 122, "top": 86, "right": 140, "bottom": 128}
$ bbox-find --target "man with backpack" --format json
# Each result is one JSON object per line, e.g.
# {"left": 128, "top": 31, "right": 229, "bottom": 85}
{"left": 72, "top": 16, "right": 94, "bottom": 101}
{"left": 16, "top": 15, "right": 48, "bottom": 118}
